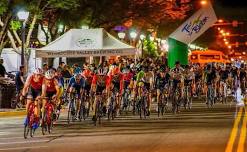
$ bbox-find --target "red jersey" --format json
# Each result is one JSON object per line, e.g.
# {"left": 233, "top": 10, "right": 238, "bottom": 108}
{"left": 82, "top": 69, "right": 93, "bottom": 85}
{"left": 109, "top": 72, "right": 124, "bottom": 94}
{"left": 30, "top": 75, "right": 43, "bottom": 90}
{"left": 92, "top": 74, "right": 110, "bottom": 88}
{"left": 45, "top": 78, "right": 56, "bottom": 92}
{"left": 123, "top": 72, "right": 133, "bottom": 82}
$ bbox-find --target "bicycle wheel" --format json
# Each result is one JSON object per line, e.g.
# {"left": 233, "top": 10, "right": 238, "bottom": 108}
{"left": 67, "top": 99, "right": 74, "bottom": 124}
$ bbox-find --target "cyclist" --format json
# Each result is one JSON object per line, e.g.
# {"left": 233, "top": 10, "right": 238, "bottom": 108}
{"left": 183, "top": 65, "right": 195, "bottom": 90}
{"left": 219, "top": 66, "right": 230, "bottom": 95}
{"left": 82, "top": 66, "right": 94, "bottom": 96}
{"left": 109, "top": 66, "right": 124, "bottom": 115}
{"left": 136, "top": 66, "right": 154, "bottom": 116}
{"left": 183, "top": 65, "right": 195, "bottom": 106}
{"left": 156, "top": 67, "right": 170, "bottom": 106}
{"left": 21, "top": 68, "right": 44, "bottom": 118}
{"left": 204, "top": 64, "right": 217, "bottom": 105}
{"left": 67, "top": 71, "right": 85, "bottom": 120}
{"left": 170, "top": 61, "right": 184, "bottom": 95}
{"left": 91, "top": 67, "right": 109, "bottom": 121}
{"left": 41, "top": 70, "right": 60, "bottom": 123}
{"left": 239, "top": 64, "right": 246, "bottom": 95}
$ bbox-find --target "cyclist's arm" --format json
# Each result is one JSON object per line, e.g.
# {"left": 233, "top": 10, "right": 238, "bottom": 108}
{"left": 54, "top": 79, "right": 60, "bottom": 98}
{"left": 41, "top": 79, "right": 47, "bottom": 97}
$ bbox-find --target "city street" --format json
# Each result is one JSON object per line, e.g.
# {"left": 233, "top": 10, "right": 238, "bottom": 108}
{"left": 0, "top": 99, "right": 246, "bottom": 152}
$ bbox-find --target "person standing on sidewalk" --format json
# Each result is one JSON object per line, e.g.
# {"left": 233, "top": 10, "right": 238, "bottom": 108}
{"left": 0, "top": 58, "right": 6, "bottom": 77}
{"left": 15, "top": 66, "right": 25, "bottom": 107}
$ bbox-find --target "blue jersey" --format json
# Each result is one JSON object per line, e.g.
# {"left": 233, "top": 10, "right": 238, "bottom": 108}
{"left": 68, "top": 77, "right": 85, "bottom": 90}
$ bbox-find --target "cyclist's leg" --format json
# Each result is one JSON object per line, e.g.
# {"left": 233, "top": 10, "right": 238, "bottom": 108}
{"left": 157, "top": 89, "right": 161, "bottom": 104}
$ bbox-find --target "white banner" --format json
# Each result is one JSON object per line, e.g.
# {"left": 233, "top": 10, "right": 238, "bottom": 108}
{"left": 169, "top": 2, "right": 217, "bottom": 44}
{"left": 36, "top": 49, "right": 135, "bottom": 58}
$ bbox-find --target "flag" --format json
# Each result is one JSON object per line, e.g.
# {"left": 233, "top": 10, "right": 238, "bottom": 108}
{"left": 169, "top": 2, "right": 217, "bottom": 44}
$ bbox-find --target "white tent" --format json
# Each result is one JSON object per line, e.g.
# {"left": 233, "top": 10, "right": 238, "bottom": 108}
{"left": 36, "top": 28, "right": 135, "bottom": 58}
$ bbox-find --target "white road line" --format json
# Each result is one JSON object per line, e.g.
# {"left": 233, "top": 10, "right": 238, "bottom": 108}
{"left": 0, "top": 146, "right": 48, "bottom": 151}
{"left": 0, "top": 139, "right": 49, "bottom": 145}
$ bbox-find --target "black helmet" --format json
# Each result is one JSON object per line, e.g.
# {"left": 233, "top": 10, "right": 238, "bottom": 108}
{"left": 175, "top": 61, "right": 180, "bottom": 65}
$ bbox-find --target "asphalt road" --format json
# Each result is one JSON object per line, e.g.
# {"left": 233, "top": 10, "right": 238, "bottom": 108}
{"left": 0, "top": 98, "right": 246, "bottom": 152}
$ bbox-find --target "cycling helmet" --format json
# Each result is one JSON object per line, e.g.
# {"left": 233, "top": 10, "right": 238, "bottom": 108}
{"left": 97, "top": 68, "right": 107, "bottom": 75}
{"left": 74, "top": 73, "right": 81, "bottom": 79}
{"left": 33, "top": 68, "right": 43, "bottom": 75}
{"left": 45, "top": 70, "right": 54, "bottom": 79}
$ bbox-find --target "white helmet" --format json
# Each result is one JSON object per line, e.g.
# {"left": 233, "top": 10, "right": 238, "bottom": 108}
{"left": 45, "top": 70, "right": 54, "bottom": 79}
{"left": 33, "top": 68, "right": 43, "bottom": 75}
{"left": 97, "top": 68, "right": 107, "bottom": 75}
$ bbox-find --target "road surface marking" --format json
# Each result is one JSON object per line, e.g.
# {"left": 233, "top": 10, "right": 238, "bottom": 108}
{"left": 237, "top": 104, "right": 247, "bottom": 152}
{"left": 0, "top": 145, "right": 48, "bottom": 151}
{"left": 0, "top": 139, "right": 49, "bottom": 145}
{"left": 225, "top": 107, "right": 243, "bottom": 152}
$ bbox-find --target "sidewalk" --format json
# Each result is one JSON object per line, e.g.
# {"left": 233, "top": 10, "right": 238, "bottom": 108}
{"left": 0, "top": 108, "right": 26, "bottom": 117}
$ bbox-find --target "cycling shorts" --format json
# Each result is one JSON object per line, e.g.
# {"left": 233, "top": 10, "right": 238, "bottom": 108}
{"left": 84, "top": 84, "right": 91, "bottom": 95}
{"left": 144, "top": 82, "right": 150, "bottom": 91}
{"left": 184, "top": 79, "right": 192, "bottom": 86}
{"left": 27, "top": 87, "right": 42, "bottom": 100}
{"left": 112, "top": 82, "right": 120, "bottom": 92}
{"left": 96, "top": 85, "right": 105, "bottom": 95}
{"left": 46, "top": 91, "right": 57, "bottom": 99}
{"left": 124, "top": 81, "right": 130, "bottom": 90}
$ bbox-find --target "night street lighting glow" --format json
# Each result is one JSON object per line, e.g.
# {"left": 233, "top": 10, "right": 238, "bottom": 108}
{"left": 200, "top": 0, "right": 207, "bottom": 5}
{"left": 130, "top": 31, "right": 137, "bottom": 39}
{"left": 118, "top": 32, "right": 126, "bottom": 39}
{"left": 150, "top": 36, "right": 154, "bottom": 41}
{"left": 17, "top": 11, "right": 29, "bottom": 21}
{"left": 140, "top": 34, "right": 146, "bottom": 40}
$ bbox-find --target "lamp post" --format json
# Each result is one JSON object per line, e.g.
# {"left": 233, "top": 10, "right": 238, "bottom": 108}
{"left": 17, "top": 11, "right": 29, "bottom": 66}
{"left": 130, "top": 31, "right": 137, "bottom": 46}
{"left": 140, "top": 34, "right": 146, "bottom": 57}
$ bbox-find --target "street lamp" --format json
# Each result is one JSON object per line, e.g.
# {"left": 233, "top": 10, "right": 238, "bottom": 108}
{"left": 149, "top": 36, "right": 155, "bottom": 41}
{"left": 200, "top": 0, "right": 207, "bottom": 6}
{"left": 139, "top": 34, "right": 146, "bottom": 57}
{"left": 118, "top": 32, "right": 126, "bottom": 40}
{"left": 17, "top": 10, "right": 29, "bottom": 66}
{"left": 130, "top": 31, "right": 137, "bottom": 46}
{"left": 130, "top": 31, "right": 137, "bottom": 40}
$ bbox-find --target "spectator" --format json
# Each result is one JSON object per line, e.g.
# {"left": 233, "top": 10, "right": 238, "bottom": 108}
{"left": 61, "top": 65, "right": 72, "bottom": 78}
{"left": 57, "top": 62, "right": 65, "bottom": 71}
{"left": 0, "top": 58, "right": 6, "bottom": 77}
{"left": 43, "top": 63, "right": 49, "bottom": 73}
{"left": 15, "top": 66, "right": 25, "bottom": 96}
{"left": 73, "top": 63, "right": 81, "bottom": 74}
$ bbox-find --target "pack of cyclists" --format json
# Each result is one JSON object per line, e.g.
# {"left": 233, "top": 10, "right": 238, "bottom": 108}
{"left": 20, "top": 58, "right": 247, "bottom": 127}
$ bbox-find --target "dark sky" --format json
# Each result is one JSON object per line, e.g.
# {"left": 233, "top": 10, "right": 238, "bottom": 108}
{"left": 193, "top": 0, "right": 247, "bottom": 53}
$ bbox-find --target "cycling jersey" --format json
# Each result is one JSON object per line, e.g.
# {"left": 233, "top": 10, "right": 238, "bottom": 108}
{"left": 123, "top": 72, "right": 133, "bottom": 89}
{"left": 45, "top": 78, "right": 56, "bottom": 92}
{"left": 183, "top": 70, "right": 194, "bottom": 86}
{"left": 30, "top": 75, "right": 43, "bottom": 90}
{"left": 156, "top": 73, "right": 170, "bottom": 89}
{"left": 68, "top": 77, "right": 85, "bottom": 97}
{"left": 109, "top": 73, "right": 124, "bottom": 93}
{"left": 92, "top": 75, "right": 110, "bottom": 95}
{"left": 205, "top": 71, "right": 216, "bottom": 85}
{"left": 220, "top": 70, "right": 229, "bottom": 81}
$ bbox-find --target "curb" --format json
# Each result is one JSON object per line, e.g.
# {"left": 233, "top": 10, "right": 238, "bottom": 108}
{"left": 0, "top": 110, "right": 26, "bottom": 117}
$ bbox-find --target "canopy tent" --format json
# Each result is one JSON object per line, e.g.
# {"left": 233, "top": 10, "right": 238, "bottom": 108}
{"left": 36, "top": 28, "right": 135, "bottom": 58}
